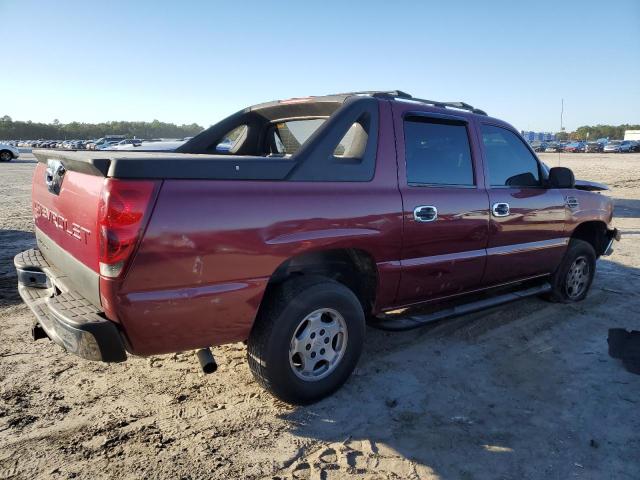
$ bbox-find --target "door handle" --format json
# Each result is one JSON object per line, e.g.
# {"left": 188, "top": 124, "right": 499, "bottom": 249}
{"left": 492, "top": 202, "right": 510, "bottom": 217}
{"left": 413, "top": 205, "right": 438, "bottom": 222}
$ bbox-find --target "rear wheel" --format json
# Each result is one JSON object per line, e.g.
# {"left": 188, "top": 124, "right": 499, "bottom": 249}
{"left": 0, "top": 150, "right": 12, "bottom": 162}
{"left": 247, "top": 276, "right": 365, "bottom": 404}
{"left": 545, "top": 239, "right": 596, "bottom": 302}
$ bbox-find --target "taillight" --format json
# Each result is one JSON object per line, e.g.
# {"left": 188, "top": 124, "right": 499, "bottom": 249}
{"left": 97, "top": 179, "right": 159, "bottom": 278}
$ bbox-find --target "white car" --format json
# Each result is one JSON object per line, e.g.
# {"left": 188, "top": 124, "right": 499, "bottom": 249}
{"left": 90, "top": 136, "right": 126, "bottom": 150}
{"left": 604, "top": 140, "right": 634, "bottom": 153}
{"left": 0, "top": 143, "right": 20, "bottom": 162}
{"left": 105, "top": 139, "right": 143, "bottom": 150}
{"left": 96, "top": 141, "right": 122, "bottom": 150}
{"left": 135, "top": 140, "right": 187, "bottom": 151}
{"left": 109, "top": 140, "right": 187, "bottom": 151}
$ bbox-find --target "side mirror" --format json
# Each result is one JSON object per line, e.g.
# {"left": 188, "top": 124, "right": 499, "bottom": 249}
{"left": 548, "top": 167, "right": 575, "bottom": 189}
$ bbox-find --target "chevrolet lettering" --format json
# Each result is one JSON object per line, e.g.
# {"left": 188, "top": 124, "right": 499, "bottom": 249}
{"left": 33, "top": 202, "right": 91, "bottom": 243}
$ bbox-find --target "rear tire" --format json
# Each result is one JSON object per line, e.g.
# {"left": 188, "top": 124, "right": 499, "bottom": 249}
{"left": 247, "top": 275, "right": 365, "bottom": 404}
{"left": 545, "top": 239, "right": 596, "bottom": 303}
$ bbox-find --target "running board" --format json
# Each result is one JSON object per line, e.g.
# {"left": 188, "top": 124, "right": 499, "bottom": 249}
{"left": 371, "top": 282, "right": 552, "bottom": 332}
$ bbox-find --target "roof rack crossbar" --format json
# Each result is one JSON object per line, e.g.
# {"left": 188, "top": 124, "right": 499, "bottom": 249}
{"left": 333, "top": 90, "right": 413, "bottom": 99}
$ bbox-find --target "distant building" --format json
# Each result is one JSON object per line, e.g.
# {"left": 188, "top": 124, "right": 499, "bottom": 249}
{"left": 624, "top": 130, "right": 640, "bottom": 141}
{"left": 521, "top": 131, "right": 555, "bottom": 142}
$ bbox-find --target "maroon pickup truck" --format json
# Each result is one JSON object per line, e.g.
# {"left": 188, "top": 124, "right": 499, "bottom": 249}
{"left": 16, "top": 91, "right": 619, "bottom": 403}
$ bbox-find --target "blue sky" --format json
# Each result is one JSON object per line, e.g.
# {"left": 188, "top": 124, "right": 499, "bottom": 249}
{"left": 1, "top": 0, "right": 638, "bottom": 131}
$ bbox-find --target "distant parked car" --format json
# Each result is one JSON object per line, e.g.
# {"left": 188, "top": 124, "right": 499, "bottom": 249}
{"left": 65, "top": 140, "right": 84, "bottom": 149}
{"left": 96, "top": 140, "right": 121, "bottom": 150}
{"left": 134, "top": 140, "right": 187, "bottom": 151}
{"left": 88, "top": 136, "right": 126, "bottom": 150}
{"left": 530, "top": 141, "right": 548, "bottom": 152}
{"left": 107, "top": 139, "right": 143, "bottom": 150}
{"left": 585, "top": 142, "right": 604, "bottom": 153}
{"left": 604, "top": 140, "right": 634, "bottom": 153}
{"left": 629, "top": 140, "right": 640, "bottom": 152}
{"left": 564, "top": 142, "right": 586, "bottom": 153}
{"left": 0, "top": 142, "right": 20, "bottom": 162}
{"left": 544, "top": 143, "right": 564, "bottom": 153}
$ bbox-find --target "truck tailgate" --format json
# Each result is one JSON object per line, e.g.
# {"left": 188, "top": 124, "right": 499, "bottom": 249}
{"left": 32, "top": 161, "right": 103, "bottom": 273}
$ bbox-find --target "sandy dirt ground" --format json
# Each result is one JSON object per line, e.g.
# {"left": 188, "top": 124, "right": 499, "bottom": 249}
{"left": 1, "top": 152, "right": 639, "bottom": 480}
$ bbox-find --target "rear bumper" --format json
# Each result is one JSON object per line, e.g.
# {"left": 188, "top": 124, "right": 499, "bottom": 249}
{"left": 14, "top": 249, "right": 127, "bottom": 362}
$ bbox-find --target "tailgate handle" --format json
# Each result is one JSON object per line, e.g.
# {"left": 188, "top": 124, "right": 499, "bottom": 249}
{"left": 45, "top": 160, "right": 66, "bottom": 195}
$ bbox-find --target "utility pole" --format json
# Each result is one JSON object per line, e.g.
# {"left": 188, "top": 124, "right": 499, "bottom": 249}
{"left": 559, "top": 98, "right": 564, "bottom": 166}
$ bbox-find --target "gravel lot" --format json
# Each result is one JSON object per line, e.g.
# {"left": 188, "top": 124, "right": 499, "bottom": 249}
{"left": 1, "top": 152, "right": 639, "bottom": 480}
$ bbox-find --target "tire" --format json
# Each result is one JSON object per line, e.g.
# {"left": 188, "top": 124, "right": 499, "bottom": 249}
{"left": 545, "top": 239, "right": 596, "bottom": 303}
{"left": 247, "top": 275, "right": 365, "bottom": 404}
{"left": 0, "top": 150, "right": 12, "bottom": 162}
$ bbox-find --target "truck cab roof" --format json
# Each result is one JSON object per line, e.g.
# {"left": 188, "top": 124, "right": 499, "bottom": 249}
{"left": 178, "top": 90, "right": 491, "bottom": 157}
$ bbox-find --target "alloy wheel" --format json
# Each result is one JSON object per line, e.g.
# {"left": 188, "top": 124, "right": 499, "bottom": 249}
{"left": 289, "top": 308, "right": 348, "bottom": 382}
{"left": 565, "top": 255, "right": 590, "bottom": 299}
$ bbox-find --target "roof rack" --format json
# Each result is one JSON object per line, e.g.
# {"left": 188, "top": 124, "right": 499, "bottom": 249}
{"left": 339, "top": 90, "right": 487, "bottom": 116}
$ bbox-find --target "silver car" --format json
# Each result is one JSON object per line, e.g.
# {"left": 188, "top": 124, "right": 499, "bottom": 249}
{"left": 0, "top": 142, "right": 20, "bottom": 162}
{"left": 604, "top": 140, "right": 633, "bottom": 153}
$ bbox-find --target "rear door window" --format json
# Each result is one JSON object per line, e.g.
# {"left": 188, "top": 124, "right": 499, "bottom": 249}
{"left": 480, "top": 125, "right": 541, "bottom": 187}
{"left": 404, "top": 118, "right": 474, "bottom": 186}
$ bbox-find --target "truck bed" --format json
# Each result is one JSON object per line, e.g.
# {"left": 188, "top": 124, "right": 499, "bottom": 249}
{"left": 33, "top": 149, "right": 296, "bottom": 180}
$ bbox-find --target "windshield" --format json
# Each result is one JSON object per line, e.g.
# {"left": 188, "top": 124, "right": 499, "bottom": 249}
{"left": 609, "top": 141, "right": 621, "bottom": 145}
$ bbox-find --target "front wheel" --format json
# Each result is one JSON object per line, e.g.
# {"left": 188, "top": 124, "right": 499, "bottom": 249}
{"left": 247, "top": 276, "right": 365, "bottom": 404}
{"left": 545, "top": 239, "right": 596, "bottom": 302}
{"left": 0, "top": 150, "right": 13, "bottom": 162}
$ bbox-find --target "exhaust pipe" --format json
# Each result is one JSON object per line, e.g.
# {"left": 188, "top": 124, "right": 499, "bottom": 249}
{"left": 31, "top": 323, "right": 48, "bottom": 341}
{"left": 196, "top": 348, "right": 217, "bottom": 374}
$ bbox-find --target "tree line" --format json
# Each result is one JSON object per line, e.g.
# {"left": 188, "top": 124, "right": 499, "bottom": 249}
{"left": 560, "top": 124, "right": 640, "bottom": 141}
{"left": 0, "top": 115, "right": 204, "bottom": 140}
{"left": 2, "top": 114, "right": 637, "bottom": 143}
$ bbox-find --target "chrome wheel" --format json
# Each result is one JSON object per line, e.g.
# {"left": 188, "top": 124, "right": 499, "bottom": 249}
{"left": 289, "top": 308, "right": 348, "bottom": 382}
{"left": 565, "top": 255, "right": 590, "bottom": 299}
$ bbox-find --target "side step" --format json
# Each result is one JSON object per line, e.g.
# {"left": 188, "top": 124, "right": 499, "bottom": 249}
{"left": 371, "top": 282, "right": 552, "bottom": 332}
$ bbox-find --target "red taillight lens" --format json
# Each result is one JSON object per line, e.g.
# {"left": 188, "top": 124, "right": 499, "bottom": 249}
{"left": 97, "top": 179, "right": 159, "bottom": 277}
